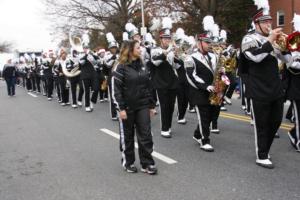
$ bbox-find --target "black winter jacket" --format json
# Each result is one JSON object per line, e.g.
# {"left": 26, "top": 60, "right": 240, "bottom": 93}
{"left": 112, "top": 59, "right": 155, "bottom": 112}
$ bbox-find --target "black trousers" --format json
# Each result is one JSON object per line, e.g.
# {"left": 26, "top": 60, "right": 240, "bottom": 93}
{"left": 225, "top": 72, "right": 237, "bottom": 99}
{"left": 26, "top": 76, "right": 32, "bottom": 91}
{"left": 194, "top": 104, "right": 215, "bottom": 145}
{"left": 5, "top": 77, "right": 16, "bottom": 96}
{"left": 108, "top": 77, "right": 117, "bottom": 118}
{"left": 118, "top": 108, "right": 155, "bottom": 168}
{"left": 286, "top": 102, "right": 294, "bottom": 120}
{"left": 176, "top": 83, "right": 189, "bottom": 120}
{"left": 211, "top": 105, "right": 221, "bottom": 127}
{"left": 288, "top": 100, "right": 300, "bottom": 150}
{"left": 45, "top": 76, "right": 54, "bottom": 98}
{"left": 157, "top": 89, "right": 177, "bottom": 131}
{"left": 58, "top": 76, "right": 69, "bottom": 103}
{"left": 35, "top": 75, "right": 41, "bottom": 93}
{"left": 54, "top": 77, "right": 61, "bottom": 101}
{"left": 251, "top": 98, "right": 284, "bottom": 159}
{"left": 69, "top": 76, "right": 83, "bottom": 105}
{"left": 81, "top": 78, "right": 98, "bottom": 107}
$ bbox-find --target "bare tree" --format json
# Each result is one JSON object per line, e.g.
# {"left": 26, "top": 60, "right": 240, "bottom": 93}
{"left": 0, "top": 41, "right": 13, "bottom": 53}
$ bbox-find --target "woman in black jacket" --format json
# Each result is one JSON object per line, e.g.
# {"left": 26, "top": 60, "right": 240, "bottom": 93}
{"left": 112, "top": 40, "right": 157, "bottom": 175}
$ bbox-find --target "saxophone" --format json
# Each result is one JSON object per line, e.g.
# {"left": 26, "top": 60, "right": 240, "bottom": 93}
{"left": 209, "top": 46, "right": 230, "bottom": 106}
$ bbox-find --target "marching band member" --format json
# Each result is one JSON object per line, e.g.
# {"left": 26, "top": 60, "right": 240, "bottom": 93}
{"left": 78, "top": 39, "right": 99, "bottom": 112}
{"left": 41, "top": 51, "right": 54, "bottom": 100}
{"left": 66, "top": 49, "right": 84, "bottom": 108}
{"left": 150, "top": 17, "right": 179, "bottom": 138}
{"left": 54, "top": 48, "right": 70, "bottom": 106}
{"left": 240, "top": 5, "right": 291, "bottom": 168}
{"left": 96, "top": 49, "right": 108, "bottom": 102}
{"left": 184, "top": 33, "right": 218, "bottom": 152}
{"left": 112, "top": 40, "right": 157, "bottom": 174}
{"left": 286, "top": 13, "right": 300, "bottom": 152}
{"left": 105, "top": 33, "right": 119, "bottom": 120}
{"left": 24, "top": 54, "right": 33, "bottom": 92}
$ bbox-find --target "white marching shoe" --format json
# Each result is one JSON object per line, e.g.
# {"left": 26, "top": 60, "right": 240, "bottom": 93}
{"left": 72, "top": 104, "right": 78, "bottom": 108}
{"left": 256, "top": 159, "right": 274, "bottom": 169}
{"left": 161, "top": 130, "right": 171, "bottom": 138}
{"left": 77, "top": 101, "right": 82, "bottom": 106}
{"left": 200, "top": 144, "right": 214, "bottom": 152}
{"left": 177, "top": 118, "right": 187, "bottom": 124}
{"left": 85, "top": 107, "right": 92, "bottom": 112}
{"left": 224, "top": 96, "right": 232, "bottom": 105}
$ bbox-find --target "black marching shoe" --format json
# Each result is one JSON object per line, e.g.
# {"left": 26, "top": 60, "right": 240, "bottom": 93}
{"left": 123, "top": 164, "right": 138, "bottom": 173}
{"left": 141, "top": 165, "right": 157, "bottom": 175}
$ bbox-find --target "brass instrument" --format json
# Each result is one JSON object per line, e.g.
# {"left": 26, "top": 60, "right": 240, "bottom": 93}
{"left": 101, "top": 79, "right": 108, "bottom": 91}
{"left": 209, "top": 45, "right": 230, "bottom": 106}
{"left": 274, "top": 31, "right": 300, "bottom": 52}
{"left": 224, "top": 50, "right": 237, "bottom": 73}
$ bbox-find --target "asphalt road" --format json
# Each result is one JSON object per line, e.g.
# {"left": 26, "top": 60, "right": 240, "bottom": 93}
{"left": 0, "top": 81, "right": 299, "bottom": 200}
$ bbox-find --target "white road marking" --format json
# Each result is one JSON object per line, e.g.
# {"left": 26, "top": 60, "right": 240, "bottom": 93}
{"left": 28, "top": 92, "right": 38, "bottom": 98}
{"left": 100, "top": 128, "right": 177, "bottom": 165}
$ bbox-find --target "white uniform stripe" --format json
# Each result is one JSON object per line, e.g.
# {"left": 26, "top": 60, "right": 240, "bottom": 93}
{"left": 293, "top": 101, "right": 300, "bottom": 150}
{"left": 250, "top": 99, "right": 259, "bottom": 159}
{"left": 118, "top": 119, "right": 127, "bottom": 167}
{"left": 195, "top": 105, "right": 204, "bottom": 144}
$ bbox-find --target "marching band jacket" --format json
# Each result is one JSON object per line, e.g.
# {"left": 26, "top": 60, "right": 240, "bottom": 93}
{"left": 112, "top": 59, "right": 155, "bottom": 113}
{"left": 286, "top": 51, "right": 300, "bottom": 100}
{"left": 41, "top": 58, "right": 53, "bottom": 78}
{"left": 241, "top": 32, "right": 291, "bottom": 101}
{"left": 79, "top": 52, "right": 97, "bottom": 80}
{"left": 184, "top": 50, "right": 217, "bottom": 106}
{"left": 150, "top": 47, "right": 179, "bottom": 90}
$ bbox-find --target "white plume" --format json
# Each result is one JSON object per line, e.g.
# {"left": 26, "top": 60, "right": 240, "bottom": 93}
{"left": 293, "top": 13, "right": 300, "bottom": 31}
{"left": 187, "top": 36, "right": 196, "bottom": 46}
{"left": 123, "top": 32, "right": 129, "bottom": 41}
{"left": 82, "top": 32, "right": 90, "bottom": 45}
{"left": 125, "top": 22, "right": 137, "bottom": 32}
{"left": 220, "top": 30, "right": 227, "bottom": 40}
{"left": 106, "top": 32, "right": 116, "bottom": 43}
{"left": 212, "top": 24, "right": 220, "bottom": 37}
{"left": 162, "top": 17, "right": 173, "bottom": 29}
{"left": 19, "top": 56, "right": 25, "bottom": 63}
{"left": 203, "top": 15, "right": 215, "bottom": 32}
{"left": 253, "top": 0, "right": 270, "bottom": 15}
{"left": 24, "top": 53, "right": 31, "bottom": 61}
{"left": 31, "top": 53, "right": 36, "bottom": 59}
{"left": 175, "top": 28, "right": 185, "bottom": 40}
{"left": 145, "top": 32, "right": 154, "bottom": 43}
{"left": 149, "top": 18, "right": 161, "bottom": 31}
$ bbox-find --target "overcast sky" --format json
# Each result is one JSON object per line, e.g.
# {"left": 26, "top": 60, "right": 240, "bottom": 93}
{"left": 0, "top": 0, "right": 56, "bottom": 51}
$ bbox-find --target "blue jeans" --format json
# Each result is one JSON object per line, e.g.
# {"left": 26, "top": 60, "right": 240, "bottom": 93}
{"left": 5, "top": 77, "right": 16, "bottom": 96}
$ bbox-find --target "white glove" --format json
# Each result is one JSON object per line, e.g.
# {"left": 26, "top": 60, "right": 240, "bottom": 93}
{"left": 207, "top": 85, "right": 215, "bottom": 92}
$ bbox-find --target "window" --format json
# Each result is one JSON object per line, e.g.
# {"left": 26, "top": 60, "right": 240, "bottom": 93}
{"left": 277, "top": 11, "right": 285, "bottom": 26}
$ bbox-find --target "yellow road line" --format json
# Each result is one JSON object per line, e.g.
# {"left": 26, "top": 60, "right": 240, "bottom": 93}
{"left": 219, "top": 113, "right": 293, "bottom": 131}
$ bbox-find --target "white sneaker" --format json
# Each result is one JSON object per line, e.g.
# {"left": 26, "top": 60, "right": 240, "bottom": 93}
{"left": 90, "top": 102, "right": 94, "bottom": 109}
{"left": 220, "top": 106, "right": 227, "bottom": 111}
{"left": 200, "top": 144, "right": 214, "bottom": 152}
{"left": 60, "top": 103, "right": 66, "bottom": 106}
{"left": 104, "top": 98, "right": 108, "bottom": 101}
{"left": 177, "top": 118, "right": 187, "bottom": 124}
{"left": 188, "top": 108, "right": 196, "bottom": 113}
{"left": 77, "top": 101, "right": 82, "bottom": 106}
{"left": 256, "top": 159, "right": 274, "bottom": 169}
{"left": 66, "top": 102, "right": 71, "bottom": 105}
{"left": 241, "top": 105, "right": 246, "bottom": 110}
{"left": 161, "top": 131, "right": 171, "bottom": 138}
{"left": 47, "top": 97, "right": 52, "bottom": 101}
{"left": 85, "top": 107, "right": 92, "bottom": 112}
{"left": 72, "top": 104, "right": 78, "bottom": 108}
{"left": 99, "top": 99, "right": 104, "bottom": 103}
{"left": 210, "top": 128, "right": 220, "bottom": 134}
{"left": 224, "top": 96, "right": 232, "bottom": 105}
